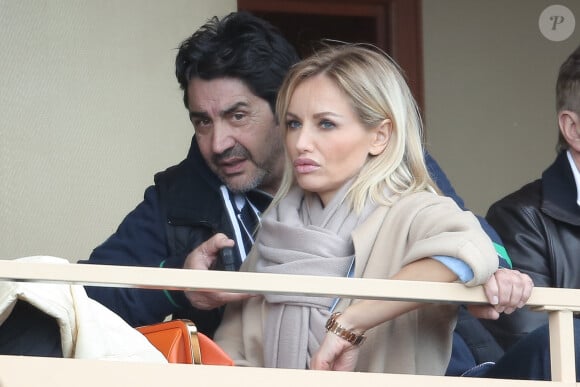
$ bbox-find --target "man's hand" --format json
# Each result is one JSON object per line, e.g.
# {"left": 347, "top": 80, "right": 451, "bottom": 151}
{"left": 183, "top": 233, "right": 234, "bottom": 270}
{"left": 310, "top": 333, "right": 360, "bottom": 371}
{"left": 468, "top": 268, "right": 534, "bottom": 319}
{"left": 183, "top": 233, "right": 253, "bottom": 310}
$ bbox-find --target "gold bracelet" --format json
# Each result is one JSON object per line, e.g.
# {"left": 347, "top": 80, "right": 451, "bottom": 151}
{"left": 325, "top": 312, "right": 366, "bottom": 346}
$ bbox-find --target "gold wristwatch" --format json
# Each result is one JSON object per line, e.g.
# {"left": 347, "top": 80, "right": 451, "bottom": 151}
{"left": 325, "top": 312, "right": 366, "bottom": 346}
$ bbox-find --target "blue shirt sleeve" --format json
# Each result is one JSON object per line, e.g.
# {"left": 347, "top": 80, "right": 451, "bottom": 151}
{"left": 433, "top": 256, "right": 474, "bottom": 283}
{"left": 425, "top": 152, "right": 511, "bottom": 269}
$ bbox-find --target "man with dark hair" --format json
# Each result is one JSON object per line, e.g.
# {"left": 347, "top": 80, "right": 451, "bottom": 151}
{"left": 82, "top": 12, "right": 300, "bottom": 336}
{"left": 483, "top": 45, "right": 580, "bottom": 380}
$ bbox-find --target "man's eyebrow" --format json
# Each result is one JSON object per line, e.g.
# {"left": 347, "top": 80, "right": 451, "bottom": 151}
{"left": 189, "top": 110, "right": 208, "bottom": 120}
{"left": 189, "top": 101, "right": 250, "bottom": 121}
{"left": 221, "top": 101, "right": 250, "bottom": 116}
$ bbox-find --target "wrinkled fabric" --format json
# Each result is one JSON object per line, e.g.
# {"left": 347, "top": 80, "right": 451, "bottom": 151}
{"left": 0, "top": 256, "right": 166, "bottom": 362}
{"left": 256, "top": 183, "right": 376, "bottom": 368}
{"left": 215, "top": 190, "right": 498, "bottom": 374}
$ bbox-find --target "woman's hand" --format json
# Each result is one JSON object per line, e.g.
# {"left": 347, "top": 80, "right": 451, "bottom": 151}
{"left": 310, "top": 332, "right": 361, "bottom": 371}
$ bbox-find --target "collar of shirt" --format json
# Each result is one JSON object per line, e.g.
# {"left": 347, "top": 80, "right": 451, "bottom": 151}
{"left": 232, "top": 193, "right": 246, "bottom": 212}
{"left": 565, "top": 150, "right": 580, "bottom": 207}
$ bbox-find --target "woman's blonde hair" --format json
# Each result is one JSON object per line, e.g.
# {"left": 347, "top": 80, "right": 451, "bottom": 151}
{"left": 273, "top": 43, "right": 439, "bottom": 212}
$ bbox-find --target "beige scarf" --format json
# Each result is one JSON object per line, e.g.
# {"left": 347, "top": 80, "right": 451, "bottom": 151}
{"left": 255, "top": 182, "right": 376, "bottom": 369}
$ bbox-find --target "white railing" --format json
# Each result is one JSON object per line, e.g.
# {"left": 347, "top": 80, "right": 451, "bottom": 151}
{"left": 0, "top": 259, "right": 578, "bottom": 387}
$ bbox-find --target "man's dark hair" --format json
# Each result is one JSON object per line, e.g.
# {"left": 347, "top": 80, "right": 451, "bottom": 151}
{"left": 175, "top": 11, "right": 300, "bottom": 113}
{"left": 556, "top": 44, "right": 580, "bottom": 151}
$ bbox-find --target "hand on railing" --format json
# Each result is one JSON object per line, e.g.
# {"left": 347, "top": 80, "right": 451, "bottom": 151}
{"left": 467, "top": 268, "right": 533, "bottom": 320}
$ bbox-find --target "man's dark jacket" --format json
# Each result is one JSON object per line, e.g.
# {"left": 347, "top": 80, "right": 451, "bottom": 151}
{"left": 83, "top": 137, "right": 269, "bottom": 335}
{"left": 485, "top": 150, "right": 580, "bottom": 349}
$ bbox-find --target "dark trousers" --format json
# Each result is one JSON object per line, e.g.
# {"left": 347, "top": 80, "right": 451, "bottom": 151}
{"left": 446, "top": 307, "right": 505, "bottom": 376}
{"left": 0, "top": 300, "right": 63, "bottom": 357}
{"left": 481, "top": 320, "right": 580, "bottom": 381}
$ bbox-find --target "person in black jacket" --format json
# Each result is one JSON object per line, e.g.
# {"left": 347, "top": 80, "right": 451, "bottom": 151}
{"left": 482, "top": 44, "right": 580, "bottom": 380}
{"left": 80, "top": 12, "right": 299, "bottom": 335}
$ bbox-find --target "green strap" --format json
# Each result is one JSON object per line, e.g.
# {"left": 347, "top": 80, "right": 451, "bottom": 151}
{"left": 160, "top": 260, "right": 182, "bottom": 308}
{"left": 493, "top": 242, "right": 512, "bottom": 269}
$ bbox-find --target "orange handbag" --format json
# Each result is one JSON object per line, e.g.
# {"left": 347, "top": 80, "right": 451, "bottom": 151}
{"left": 137, "top": 319, "right": 234, "bottom": 366}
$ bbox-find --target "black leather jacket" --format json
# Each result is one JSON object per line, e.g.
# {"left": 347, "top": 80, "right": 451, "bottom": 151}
{"left": 484, "top": 151, "right": 580, "bottom": 349}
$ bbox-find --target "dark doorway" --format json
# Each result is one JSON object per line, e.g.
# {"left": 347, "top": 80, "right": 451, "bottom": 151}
{"left": 250, "top": 13, "right": 381, "bottom": 57}
{"left": 238, "top": 0, "right": 424, "bottom": 112}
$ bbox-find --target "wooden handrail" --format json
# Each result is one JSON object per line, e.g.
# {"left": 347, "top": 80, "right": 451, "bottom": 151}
{"left": 1, "top": 260, "right": 580, "bottom": 309}
{"left": 0, "top": 259, "right": 578, "bottom": 387}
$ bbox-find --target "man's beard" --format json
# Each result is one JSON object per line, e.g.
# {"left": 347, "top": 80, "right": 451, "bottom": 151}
{"left": 212, "top": 144, "right": 271, "bottom": 194}
{"left": 225, "top": 167, "right": 267, "bottom": 194}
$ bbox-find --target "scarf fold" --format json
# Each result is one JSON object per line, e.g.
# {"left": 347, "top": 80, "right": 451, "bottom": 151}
{"left": 255, "top": 181, "right": 376, "bottom": 369}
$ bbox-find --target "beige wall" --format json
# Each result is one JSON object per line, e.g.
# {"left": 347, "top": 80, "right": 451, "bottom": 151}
{"left": 423, "top": 0, "right": 580, "bottom": 215}
{"left": 0, "top": 0, "right": 236, "bottom": 260}
{"left": 1, "top": 0, "right": 579, "bottom": 260}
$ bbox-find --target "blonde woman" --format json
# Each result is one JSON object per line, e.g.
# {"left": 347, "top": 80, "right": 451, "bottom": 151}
{"left": 213, "top": 44, "right": 498, "bottom": 374}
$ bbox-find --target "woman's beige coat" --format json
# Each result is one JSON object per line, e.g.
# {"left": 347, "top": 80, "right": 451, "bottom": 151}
{"left": 214, "top": 192, "right": 498, "bottom": 374}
